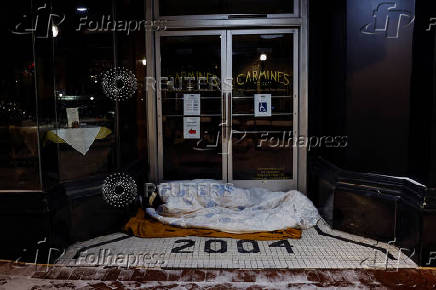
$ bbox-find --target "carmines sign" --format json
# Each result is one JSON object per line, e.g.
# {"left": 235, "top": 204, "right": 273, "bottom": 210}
{"left": 236, "top": 70, "right": 292, "bottom": 86}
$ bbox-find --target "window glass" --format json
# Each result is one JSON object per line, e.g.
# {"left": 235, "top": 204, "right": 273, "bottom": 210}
{"left": 44, "top": 0, "right": 116, "bottom": 182}
{"left": 232, "top": 33, "right": 294, "bottom": 180}
{"left": 115, "top": 0, "right": 148, "bottom": 169}
{"left": 160, "top": 35, "right": 223, "bottom": 180}
{"left": 159, "top": 0, "right": 294, "bottom": 16}
{"left": 39, "top": 0, "right": 147, "bottom": 183}
{"left": 0, "top": 1, "right": 41, "bottom": 190}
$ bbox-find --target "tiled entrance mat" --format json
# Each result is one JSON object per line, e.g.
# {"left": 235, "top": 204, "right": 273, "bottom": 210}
{"left": 58, "top": 219, "right": 417, "bottom": 269}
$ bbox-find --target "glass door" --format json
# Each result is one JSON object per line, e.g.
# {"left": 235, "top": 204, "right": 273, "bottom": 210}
{"left": 156, "top": 29, "right": 298, "bottom": 190}
{"left": 156, "top": 31, "right": 227, "bottom": 181}
{"left": 227, "top": 29, "right": 298, "bottom": 190}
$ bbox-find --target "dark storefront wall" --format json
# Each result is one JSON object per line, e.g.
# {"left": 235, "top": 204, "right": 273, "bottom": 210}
{"left": 310, "top": 0, "right": 436, "bottom": 186}
{"left": 345, "top": 0, "right": 414, "bottom": 177}
{"left": 308, "top": 0, "right": 436, "bottom": 266}
{"left": 409, "top": 1, "right": 436, "bottom": 187}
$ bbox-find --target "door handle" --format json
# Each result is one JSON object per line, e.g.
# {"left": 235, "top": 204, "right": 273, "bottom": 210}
{"left": 221, "top": 92, "right": 232, "bottom": 151}
{"left": 221, "top": 92, "right": 232, "bottom": 128}
{"left": 227, "top": 92, "right": 232, "bottom": 141}
{"left": 221, "top": 92, "right": 226, "bottom": 125}
{"left": 221, "top": 92, "right": 227, "bottom": 145}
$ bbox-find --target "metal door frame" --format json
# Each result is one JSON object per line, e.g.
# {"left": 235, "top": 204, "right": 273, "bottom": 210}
{"left": 155, "top": 29, "right": 298, "bottom": 190}
{"left": 146, "top": 0, "right": 308, "bottom": 193}
{"left": 155, "top": 30, "right": 228, "bottom": 182}
{"left": 226, "top": 29, "right": 299, "bottom": 191}
{"left": 154, "top": 0, "right": 300, "bottom": 20}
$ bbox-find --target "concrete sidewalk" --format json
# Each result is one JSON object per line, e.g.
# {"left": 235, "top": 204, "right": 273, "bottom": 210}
{"left": 1, "top": 262, "right": 436, "bottom": 289}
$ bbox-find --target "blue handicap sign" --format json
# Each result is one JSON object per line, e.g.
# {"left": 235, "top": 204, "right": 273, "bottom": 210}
{"left": 259, "top": 102, "right": 268, "bottom": 112}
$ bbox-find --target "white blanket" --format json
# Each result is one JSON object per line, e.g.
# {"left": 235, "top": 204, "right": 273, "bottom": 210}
{"left": 146, "top": 180, "right": 319, "bottom": 234}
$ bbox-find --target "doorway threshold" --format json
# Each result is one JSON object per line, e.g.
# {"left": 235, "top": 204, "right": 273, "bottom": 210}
{"left": 57, "top": 219, "right": 416, "bottom": 270}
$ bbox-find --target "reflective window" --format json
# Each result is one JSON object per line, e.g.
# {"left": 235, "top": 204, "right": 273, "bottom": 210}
{"left": 160, "top": 35, "right": 223, "bottom": 180}
{"left": 159, "top": 0, "right": 294, "bottom": 16}
{"left": 45, "top": 0, "right": 117, "bottom": 182}
{"left": 0, "top": 1, "right": 41, "bottom": 190}
{"left": 231, "top": 33, "right": 294, "bottom": 180}
{"left": 0, "top": 0, "right": 147, "bottom": 189}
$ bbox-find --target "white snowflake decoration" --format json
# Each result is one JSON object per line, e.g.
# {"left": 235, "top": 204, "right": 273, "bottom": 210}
{"left": 101, "top": 67, "right": 137, "bottom": 102}
{"left": 102, "top": 172, "right": 138, "bottom": 208}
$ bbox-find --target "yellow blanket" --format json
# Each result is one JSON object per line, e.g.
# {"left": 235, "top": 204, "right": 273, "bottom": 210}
{"left": 124, "top": 208, "right": 302, "bottom": 240}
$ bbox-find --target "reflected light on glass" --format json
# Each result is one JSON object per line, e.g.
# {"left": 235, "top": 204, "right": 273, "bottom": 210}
{"left": 52, "top": 25, "right": 59, "bottom": 37}
{"left": 260, "top": 53, "right": 267, "bottom": 61}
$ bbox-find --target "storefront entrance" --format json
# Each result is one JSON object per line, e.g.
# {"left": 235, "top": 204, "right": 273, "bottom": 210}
{"left": 154, "top": 29, "right": 298, "bottom": 191}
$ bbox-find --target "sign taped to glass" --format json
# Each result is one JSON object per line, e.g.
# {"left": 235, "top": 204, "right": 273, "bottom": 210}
{"left": 184, "top": 94, "right": 201, "bottom": 116}
{"left": 254, "top": 94, "right": 272, "bottom": 117}
{"left": 184, "top": 117, "right": 200, "bottom": 139}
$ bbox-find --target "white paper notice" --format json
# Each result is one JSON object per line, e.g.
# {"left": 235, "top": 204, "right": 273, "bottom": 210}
{"left": 184, "top": 94, "right": 201, "bottom": 116}
{"left": 184, "top": 117, "right": 200, "bottom": 139}
{"left": 66, "top": 108, "right": 80, "bottom": 127}
{"left": 254, "top": 94, "right": 272, "bottom": 117}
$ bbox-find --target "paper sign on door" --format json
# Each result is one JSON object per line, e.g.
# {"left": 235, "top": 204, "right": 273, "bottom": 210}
{"left": 184, "top": 117, "right": 200, "bottom": 139}
{"left": 254, "top": 94, "right": 272, "bottom": 117}
{"left": 66, "top": 107, "right": 80, "bottom": 127}
{"left": 184, "top": 94, "right": 200, "bottom": 116}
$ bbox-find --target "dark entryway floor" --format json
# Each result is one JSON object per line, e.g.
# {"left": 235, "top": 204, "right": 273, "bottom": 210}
{"left": 1, "top": 262, "right": 436, "bottom": 289}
